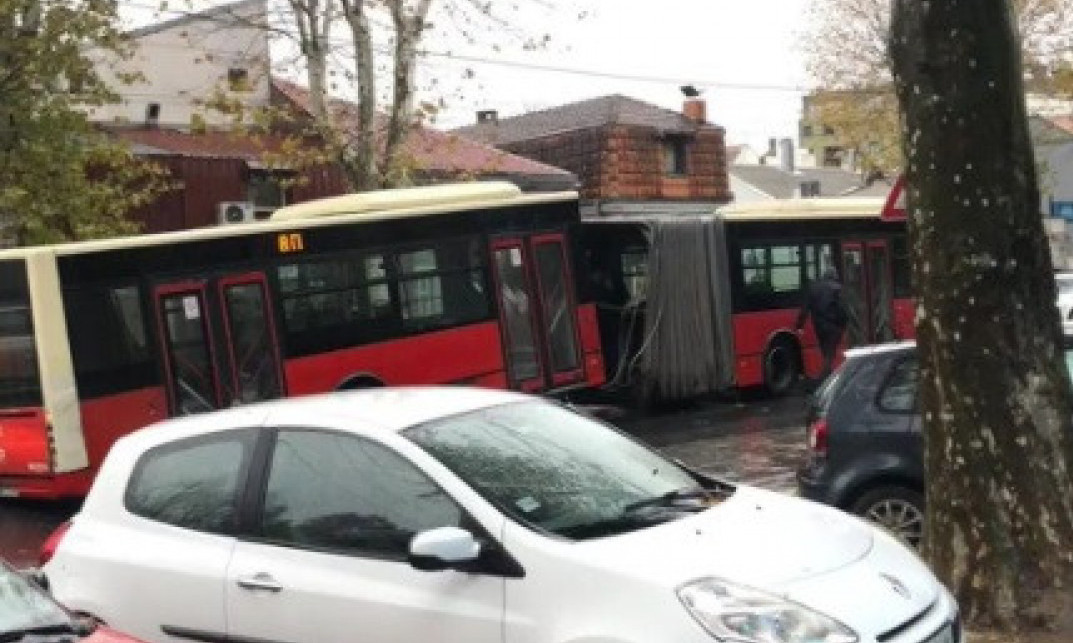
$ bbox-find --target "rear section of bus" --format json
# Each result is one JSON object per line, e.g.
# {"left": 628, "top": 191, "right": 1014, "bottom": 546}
{"left": 0, "top": 254, "right": 88, "bottom": 498}
{"left": 0, "top": 257, "right": 51, "bottom": 494}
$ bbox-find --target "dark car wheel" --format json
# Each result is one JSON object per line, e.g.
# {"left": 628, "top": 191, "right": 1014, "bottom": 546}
{"left": 850, "top": 486, "right": 925, "bottom": 549}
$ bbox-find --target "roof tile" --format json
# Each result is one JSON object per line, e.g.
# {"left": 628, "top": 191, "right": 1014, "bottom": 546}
{"left": 453, "top": 94, "right": 723, "bottom": 146}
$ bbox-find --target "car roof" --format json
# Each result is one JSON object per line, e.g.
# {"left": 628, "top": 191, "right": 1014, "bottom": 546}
{"left": 120, "top": 387, "right": 532, "bottom": 452}
{"left": 843, "top": 340, "right": 916, "bottom": 360}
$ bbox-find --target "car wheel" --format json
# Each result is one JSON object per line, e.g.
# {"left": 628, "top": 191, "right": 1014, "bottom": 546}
{"left": 850, "top": 486, "right": 925, "bottom": 548}
{"left": 763, "top": 338, "right": 799, "bottom": 396}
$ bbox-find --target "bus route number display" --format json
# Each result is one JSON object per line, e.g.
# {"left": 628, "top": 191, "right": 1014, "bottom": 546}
{"left": 277, "top": 232, "right": 305, "bottom": 254}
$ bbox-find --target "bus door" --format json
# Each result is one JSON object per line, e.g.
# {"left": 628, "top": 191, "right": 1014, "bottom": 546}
{"left": 490, "top": 235, "right": 584, "bottom": 392}
{"left": 152, "top": 273, "right": 285, "bottom": 415}
{"left": 840, "top": 240, "right": 895, "bottom": 346}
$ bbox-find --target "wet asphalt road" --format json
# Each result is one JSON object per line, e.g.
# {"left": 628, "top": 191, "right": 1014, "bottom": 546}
{"left": 0, "top": 391, "right": 810, "bottom": 569}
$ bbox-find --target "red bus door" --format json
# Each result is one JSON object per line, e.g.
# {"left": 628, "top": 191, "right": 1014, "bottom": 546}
{"left": 490, "top": 235, "right": 584, "bottom": 392}
{"left": 153, "top": 273, "right": 286, "bottom": 415}
{"left": 841, "top": 240, "right": 896, "bottom": 347}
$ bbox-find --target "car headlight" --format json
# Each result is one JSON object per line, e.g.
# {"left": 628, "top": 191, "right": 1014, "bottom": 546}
{"left": 678, "top": 578, "right": 858, "bottom": 643}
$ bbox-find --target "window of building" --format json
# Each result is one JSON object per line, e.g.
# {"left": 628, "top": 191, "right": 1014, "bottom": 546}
{"left": 228, "top": 67, "right": 251, "bottom": 92}
{"left": 662, "top": 137, "right": 689, "bottom": 176}
{"left": 822, "top": 147, "right": 844, "bottom": 168}
{"left": 247, "top": 170, "right": 288, "bottom": 214}
{"left": 126, "top": 430, "right": 254, "bottom": 534}
{"left": 259, "top": 430, "right": 465, "bottom": 557}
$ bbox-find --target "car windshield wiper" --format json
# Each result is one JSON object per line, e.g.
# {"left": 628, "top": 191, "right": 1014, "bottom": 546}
{"left": 556, "top": 514, "right": 666, "bottom": 539}
{"left": 620, "top": 487, "right": 719, "bottom": 514}
{"left": 0, "top": 623, "right": 81, "bottom": 643}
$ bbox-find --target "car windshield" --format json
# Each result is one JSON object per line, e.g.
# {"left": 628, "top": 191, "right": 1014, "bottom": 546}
{"left": 404, "top": 401, "right": 717, "bottom": 540}
{"left": 1058, "top": 276, "right": 1073, "bottom": 296}
{"left": 0, "top": 564, "right": 70, "bottom": 638}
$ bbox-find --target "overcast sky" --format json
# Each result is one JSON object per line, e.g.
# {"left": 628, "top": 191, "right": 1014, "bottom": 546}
{"left": 123, "top": 0, "right": 814, "bottom": 149}
{"left": 422, "top": 0, "right": 813, "bottom": 148}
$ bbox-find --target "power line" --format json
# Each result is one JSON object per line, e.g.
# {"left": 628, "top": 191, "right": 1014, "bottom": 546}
{"left": 117, "top": 1, "right": 813, "bottom": 93}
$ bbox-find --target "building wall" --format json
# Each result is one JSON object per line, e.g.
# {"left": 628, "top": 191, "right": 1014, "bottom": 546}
{"left": 501, "top": 124, "right": 730, "bottom": 203}
{"left": 129, "top": 156, "right": 349, "bottom": 233}
{"left": 498, "top": 127, "right": 606, "bottom": 199}
{"left": 728, "top": 174, "right": 773, "bottom": 204}
{"left": 89, "top": 0, "right": 271, "bottom": 129}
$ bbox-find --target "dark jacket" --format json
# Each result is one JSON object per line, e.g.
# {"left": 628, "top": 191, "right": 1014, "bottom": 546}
{"left": 796, "top": 276, "right": 847, "bottom": 337}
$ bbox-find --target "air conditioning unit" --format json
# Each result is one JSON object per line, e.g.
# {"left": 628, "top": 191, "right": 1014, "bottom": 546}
{"left": 217, "top": 201, "right": 256, "bottom": 225}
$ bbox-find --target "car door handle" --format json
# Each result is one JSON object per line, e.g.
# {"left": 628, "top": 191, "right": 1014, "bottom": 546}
{"left": 236, "top": 573, "right": 283, "bottom": 593}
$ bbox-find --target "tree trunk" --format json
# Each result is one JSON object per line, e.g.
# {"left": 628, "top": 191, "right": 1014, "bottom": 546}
{"left": 380, "top": 0, "right": 431, "bottom": 187}
{"left": 891, "top": 0, "right": 1073, "bottom": 631}
{"left": 341, "top": 0, "right": 378, "bottom": 192}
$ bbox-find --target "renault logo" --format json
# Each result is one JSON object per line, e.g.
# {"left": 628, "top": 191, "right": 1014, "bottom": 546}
{"left": 880, "top": 573, "right": 912, "bottom": 599}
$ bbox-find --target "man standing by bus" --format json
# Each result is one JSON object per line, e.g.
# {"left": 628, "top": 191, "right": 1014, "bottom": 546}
{"left": 795, "top": 268, "right": 848, "bottom": 382}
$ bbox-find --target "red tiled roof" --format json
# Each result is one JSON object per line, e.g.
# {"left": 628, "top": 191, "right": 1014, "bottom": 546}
{"left": 270, "top": 79, "right": 572, "bottom": 177}
{"left": 108, "top": 128, "right": 286, "bottom": 160}
{"left": 108, "top": 81, "right": 574, "bottom": 181}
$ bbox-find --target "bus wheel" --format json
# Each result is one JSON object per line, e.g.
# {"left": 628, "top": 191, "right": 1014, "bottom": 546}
{"left": 337, "top": 375, "right": 385, "bottom": 391}
{"left": 763, "top": 338, "right": 799, "bottom": 396}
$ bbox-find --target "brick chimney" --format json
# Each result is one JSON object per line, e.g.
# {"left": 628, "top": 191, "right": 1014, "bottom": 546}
{"left": 683, "top": 99, "right": 707, "bottom": 124}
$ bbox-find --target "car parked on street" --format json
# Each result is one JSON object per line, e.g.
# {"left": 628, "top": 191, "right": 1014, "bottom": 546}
{"left": 43, "top": 388, "right": 960, "bottom": 643}
{"left": 0, "top": 558, "right": 143, "bottom": 643}
{"left": 797, "top": 339, "right": 1073, "bottom": 548}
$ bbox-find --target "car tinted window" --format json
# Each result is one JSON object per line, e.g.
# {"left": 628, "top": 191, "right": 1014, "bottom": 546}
{"left": 260, "top": 430, "right": 464, "bottom": 558}
{"left": 878, "top": 356, "right": 919, "bottom": 413}
{"left": 126, "top": 430, "right": 253, "bottom": 534}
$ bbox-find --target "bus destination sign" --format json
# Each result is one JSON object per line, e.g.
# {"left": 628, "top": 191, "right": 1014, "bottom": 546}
{"left": 277, "top": 232, "right": 306, "bottom": 254}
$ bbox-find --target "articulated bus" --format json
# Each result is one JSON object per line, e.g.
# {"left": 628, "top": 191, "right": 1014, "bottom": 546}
{"left": 0, "top": 183, "right": 605, "bottom": 499}
{"left": 578, "top": 197, "right": 911, "bottom": 403}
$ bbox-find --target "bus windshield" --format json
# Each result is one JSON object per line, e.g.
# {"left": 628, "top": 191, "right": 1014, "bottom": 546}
{"left": 0, "top": 261, "right": 41, "bottom": 408}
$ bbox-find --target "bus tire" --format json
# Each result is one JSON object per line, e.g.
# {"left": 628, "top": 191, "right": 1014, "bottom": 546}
{"left": 762, "top": 336, "right": 800, "bottom": 396}
{"left": 336, "top": 375, "right": 385, "bottom": 391}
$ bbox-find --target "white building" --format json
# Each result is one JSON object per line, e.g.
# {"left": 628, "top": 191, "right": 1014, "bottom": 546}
{"left": 90, "top": 0, "right": 271, "bottom": 129}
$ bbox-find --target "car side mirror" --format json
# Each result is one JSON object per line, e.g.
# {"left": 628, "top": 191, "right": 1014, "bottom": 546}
{"left": 408, "top": 527, "right": 481, "bottom": 572}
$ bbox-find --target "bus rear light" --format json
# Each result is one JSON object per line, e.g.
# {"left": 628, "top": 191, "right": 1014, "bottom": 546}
{"left": 807, "top": 419, "right": 829, "bottom": 456}
{"left": 39, "top": 520, "right": 71, "bottom": 566}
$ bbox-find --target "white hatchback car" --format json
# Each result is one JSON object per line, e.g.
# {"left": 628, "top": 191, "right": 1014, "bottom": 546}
{"left": 43, "top": 388, "right": 961, "bottom": 643}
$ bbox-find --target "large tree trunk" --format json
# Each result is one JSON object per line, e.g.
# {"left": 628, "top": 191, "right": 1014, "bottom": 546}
{"left": 890, "top": 0, "right": 1073, "bottom": 631}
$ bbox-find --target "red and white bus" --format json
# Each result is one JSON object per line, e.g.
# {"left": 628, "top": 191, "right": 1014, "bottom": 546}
{"left": 0, "top": 183, "right": 605, "bottom": 499}
{"left": 578, "top": 197, "right": 911, "bottom": 402}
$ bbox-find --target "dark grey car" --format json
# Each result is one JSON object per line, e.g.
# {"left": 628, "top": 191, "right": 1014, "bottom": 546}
{"left": 798, "top": 339, "right": 1073, "bottom": 547}
{"left": 796, "top": 342, "right": 925, "bottom": 546}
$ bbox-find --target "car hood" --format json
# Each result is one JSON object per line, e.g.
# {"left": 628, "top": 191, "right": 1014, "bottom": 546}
{"left": 575, "top": 486, "right": 874, "bottom": 588}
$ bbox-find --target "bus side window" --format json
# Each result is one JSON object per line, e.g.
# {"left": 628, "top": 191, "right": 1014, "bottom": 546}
{"left": 397, "top": 239, "right": 490, "bottom": 330}
{"left": 63, "top": 284, "right": 156, "bottom": 398}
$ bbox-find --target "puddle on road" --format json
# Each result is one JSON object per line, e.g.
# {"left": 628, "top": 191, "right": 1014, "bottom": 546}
{"left": 656, "top": 416, "right": 807, "bottom": 495}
